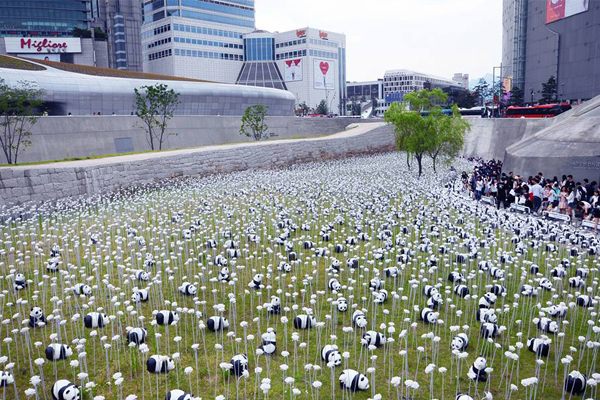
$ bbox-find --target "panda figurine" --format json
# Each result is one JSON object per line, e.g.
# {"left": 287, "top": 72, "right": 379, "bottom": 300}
{"left": 84, "top": 312, "right": 109, "bottom": 329}
{"left": 328, "top": 278, "right": 342, "bottom": 292}
{"left": 179, "top": 282, "right": 197, "bottom": 296}
{"left": 321, "top": 344, "right": 342, "bottom": 366}
{"left": 520, "top": 284, "right": 538, "bottom": 297}
{"left": 206, "top": 239, "right": 217, "bottom": 249}
{"left": 144, "top": 254, "right": 155, "bottom": 268}
{"left": 478, "top": 293, "right": 496, "bottom": 309}
{"left": 45, "top": 344, "right": 73, "bottom": 361}
{"left": 467, "top": 357, "right": 488, "bottom": 382}
{"left": 156, "top": 310, "right": 179, "bottom": 326}
{"left": 334, "top": 298, "right": 347, "bottom": 313}
{"left": 527, "top": 338, "right": 550, "bottom": 357}
{"left": 490, "top": 284, "right": 506, "bottom": 296}
{"left": 230, "top": 354, "right": 249, "bottom": 377}
{"left": 564, "top": 370, "right": 587, "bottom": 395}
{"left": 214, "top": 255, "right": 228, "bottom": 267}
{"left": 423, "top": 285, "right": 438, "bottom": 297}
{"left": 427, "top": 292, "right": 443, "bottom": 309}
{"left": 266, "top": 296, "right": 281, "bottom": 314}
{"left": 29, "top": 306, "right": 46, "bottom": 328}
{"left": 207, "top": 316, "right": 229, "bottom": 332}
{"left": 369, "top": 277, "right": 383, "bottom": 291}
{"left": 546, "top": 304, "right": 568, "bottom": 319}
{"left": 259, "top": 329, "right": 277, "bottom": 355}
{"left": 374, "top": 290, "right": 388, "bottom": 304}
{"left": 127, "top": 327, "right": 148, "bottom": 345}
{"left": 293, "top": 314, "right": 316, "bottom": 330}
{"left": 132, "top": 288, "right": 149, "bottom": 303}
{"left": 134, "top": 270, "right": 149, "bottom": 281}
{"left": 47, "top": 257, "right": 60, "bottom": 273}
{"left": 51, "top": 380, "right": 79, "bottom": 400}
{"left": 14, "top": 273, "right": 27, "bottom": 291}
{"left": 420, "top": 308, "right": 439, "bottom": 324}
{"left": 352, "top": 310, "right": 368, "bottom": 329}
{"left": 278, "top": 262, "right": 292, "bottom": 273}
{"left": 476, "top": 309, "right": 497, "bottom": 324}
{"left": 455, "top": 394, "right": 474, "bottom": 400}
{"left": 146, "top": 355, "right": 175, "bottom": 374}
{"left": 361, "top": 331, "right": 386, "bottom": 348}
{"left": 454, "top": 285, "right": 470, "bottom": 298}
{"left": 346, "top": 258, "right": 359, "bottom": 269}
{"left": 451, "top": 333, "right": 469, "bottom": 351}
{"left": 339, "top": 369, "right": 369, "bottom": 392}
{"left": 166, "top": 390, "right": 193, "bottom": 400}
{"left": 480, "top": 323, "right": 499, "bottom": 339}
{"left": 448, "top": 272, "right": 464, "bottom": 283}
{"left": 539, "top": 278, "right": 553, "bottom": 291}
{"left": 248, "top": 274, "right": 264, "bottom": 290}
{"left": 576, "top": 295, "right": 592, "bottom": 308}
{"left": 218, "top": 267, "right": 230, "bottom": 282}
{"left": 537, "top": 317, "right": 558, "bottom": 334}
{"left": 0, "top": 371, "right": 14, "bottom": 387}
{"left": 384, "top": 267, "right": 400, "bottom": 278}
{"left": 72, "top": 284, "right": 92, "bottom": 297}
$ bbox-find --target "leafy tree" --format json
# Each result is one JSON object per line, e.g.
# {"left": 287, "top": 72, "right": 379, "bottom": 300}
{"left": 0, "top": 79, "right": 44, "bottom": 164}
{"left": 508, "top": 86, "right": 524, "bottom": 107}
{"left": 454, "top": 90, "right": 478, "bottom": 109}
{"left": 404, "top": 88, "right": 448, "bottom": 111}
{"left": 94, "top": 27, "right": 108, "bottom": 41}
{"left": 316, "top": 100, "right": 329, "bottom": 115}
{"left": 427, "top": 105, "right": 470, "bottom": 172}
{"left": 541, "top": 76, "right": 558, "bottom": 104}
{"left": 71, "top": 27, "right": 92, "bottom": 38}
{"left": 298, "top": 101, "right": 310, "bottom": 116}
{"left": 240, "top": 104, "right": 269, "bottom": 141}
{"left": 351, "top": 101, "right": 361, "bottom": 116}
{"left": 473, "top": 78, "right": 491, "bottom": 105}
{"left": 134, "top": 83, "right": 180, "bottom": 150}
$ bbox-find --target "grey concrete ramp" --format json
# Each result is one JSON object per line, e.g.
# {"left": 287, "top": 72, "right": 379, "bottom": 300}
{"left": 504, "top": 95, "right": 600, "bottom": 181}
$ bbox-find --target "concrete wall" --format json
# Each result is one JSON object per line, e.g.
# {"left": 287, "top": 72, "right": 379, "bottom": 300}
{"left": 4, "top": 116, "right": 358, "bottom": 164}
{"left": 0, "top": 124, "right": 395, "bottom": 207}
{"left": 461, "top": 117, "right": 551, "bottom": 161}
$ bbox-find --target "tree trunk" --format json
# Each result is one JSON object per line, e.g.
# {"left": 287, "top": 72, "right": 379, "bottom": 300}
{"left": 406, "top": 152, "right": 411, "bottom": 169}
{"left": 416, "top": 154, "right": 423, "bottom": 177}
{"left": 432, "top": 156, "right": 437, "bottom": 173}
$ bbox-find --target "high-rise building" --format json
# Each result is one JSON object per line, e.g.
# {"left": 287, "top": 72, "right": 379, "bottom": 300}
{"left": 502, "top": 0, "right": 600, "bottom": 103}
{"left": 141, "top": 2, "right": 347, "bottom": 115}
{"left": 452, "top": 73, "right": 469, "bottom": 90}
{"left": 92, "top": 0, "right": 144, "bottom": 71}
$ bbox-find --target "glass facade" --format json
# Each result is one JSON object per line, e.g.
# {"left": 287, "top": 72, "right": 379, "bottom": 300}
{"left": 143, "top": 0, "right": 255, "bottom": 29}
{"left": 0, "top": 0, "right": 90, "bottom": 37}
{"left": 244, "top": 37, "right": 274, "bottom": 61}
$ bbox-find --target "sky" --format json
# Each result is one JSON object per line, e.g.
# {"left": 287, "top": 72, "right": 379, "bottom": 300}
{"left": 256, "top": 0, "right": 502, "bottom": 83}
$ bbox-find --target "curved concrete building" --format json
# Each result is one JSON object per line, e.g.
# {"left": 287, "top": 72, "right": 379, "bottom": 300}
{"left": 504, "top": 94, "right": 600, "bottom": 181}
{"left": 0, "top": 56, "right": 295, "bottom": 116}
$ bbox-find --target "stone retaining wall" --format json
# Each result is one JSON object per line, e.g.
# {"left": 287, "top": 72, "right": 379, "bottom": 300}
{"left": 0, "top": 124, "right": 395, "bottom": 208}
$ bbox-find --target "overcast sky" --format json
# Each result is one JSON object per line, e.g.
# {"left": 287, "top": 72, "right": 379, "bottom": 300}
{"left": 256, "top": 0, "right": 502, "bottom": 83}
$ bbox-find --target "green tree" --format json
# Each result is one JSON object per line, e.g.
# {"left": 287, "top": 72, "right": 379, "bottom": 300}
{"left": 316, "top": 100, "right": 329, "bottom": 115}
{"left": 0, "top": 79, "right": 44, "bottom": 164}
{"left": 240, "top": 104, "right": 269, "bottom": 141}
{"left": 454, "top": 90, "right": 478, "bottom": 109}
{"left": 71, "top": 27, "right": 92, "bottom": 38}
{"left": 134, "top": 83, "right": 180, "bottom": 151}
{"left": 508, "top": 86, "right": 524, "bottom": 107}
{"left": 541, "top": 76, "right": 558, "bottom": 104}
{"left": 427, "top": 105, "right": 470, "bottom": 172}
{"left": 93, "top": 27, "right": 108, "bottom": 41}
{"left": 473, "top": 78, "right": 491, "bottom": 105}
{"left": 404, "top": 88, "right": 448, "bottom": 111}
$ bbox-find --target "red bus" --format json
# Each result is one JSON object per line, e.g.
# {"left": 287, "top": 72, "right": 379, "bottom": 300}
{"left": 505, "top": 104, "right": 571, "bottom": 118}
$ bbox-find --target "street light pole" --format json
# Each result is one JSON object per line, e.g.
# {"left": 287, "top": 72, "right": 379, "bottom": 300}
{"left": 530, "top": 88, "right": 534, "bottom": 105}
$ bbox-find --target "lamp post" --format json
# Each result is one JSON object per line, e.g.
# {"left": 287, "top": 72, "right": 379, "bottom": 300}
{"left": 530, "top": 88, "right": 534, "bottom": 105}
{"left": 492, "top": 65, "right": 508, "bottom": 117}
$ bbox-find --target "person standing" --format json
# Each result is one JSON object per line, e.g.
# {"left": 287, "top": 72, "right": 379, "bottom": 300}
{"left": 496, "top": 178, "right": 508, "bottom": 209}
{"left": 531, "top": 178, "right": 544, "bottom": 213}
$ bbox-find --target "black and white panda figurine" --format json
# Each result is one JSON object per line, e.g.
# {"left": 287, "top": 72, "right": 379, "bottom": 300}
{"left": 467, "top": 357, "right": 488, "bottom": 382}
{"left": 339, "top": 369, "right": 369, "bottom": 392}
{"left": 480, "top": 323, "right": 499, "bottom": 339}
{"left": 47, "top": 257, "right": 60, "bottom": 272}
{"left": 84, "top": 312, "right": 109, "bottom": 329}
{"left": 423, "top": 285, "right": 438, "bottom": 297}
{"left": 537, "top": 317, "right": 559, "bottom": 334}
{"left": 218, "top": 267, "right": 230, "bottom": 282}
{"left": 336, "top": 298, "right": 348, "bottom": 312}
{"left": 267, "top": 296, "right": 281, "bottom": 314}
{"left": 72, "top": 283, "right": 92, "bottom": 296}
{"left": 127, "top": 327, "right": 148, "bottom": 345}
{"left": 207, "top": 316, "right": 229, "bottom": 332}
{"left": 321, "top": 344, "right": 342, "bottom": 366}
{"left": 448, "top": 272, "right": 464, "bottom": 283}
{"left": 230, "top": 354, "right": 249, "bottom": 377}
{"left": 451, "top": 333, "right": 469, "bottom": 351}
{"left": 576, "top": 295, "right": 592, "bottom": 308}
{"left": 132, "top": 288, "right": 149, "bottom": 303}
{"left": 361, "top": 331, "right": 386, "bottom": 348}
{"left": 278, "top": 262, "right": 292, "bottom": 273}
{"left": 427, "top": 292, "right": 443, "bottom": 309}
{"left": 146, "top": 355, "right": 175, "bottom": 374}
{"left": 51, "top": 380, "right": 79, "bottom": 400}
{"left": 293, "top": 314, "right": 316, "bottom": 330}
{"left": 50, "top": 243, "right": 61, "bottom": 257}
{"left": 248, "top": 274, "right": 263, "bottom": 290}
{"left": 564, "top": 370, "right": 587, "bottom": 395}
{"left": 346, "top": 257, "right": 359, "bottom": 269}
{"left": 547, "top": 304, "right": 568, "bottom": 319}
{"left": 455, "top": 393, "right": 474, "bottom": 400}
{"left": 326, "top": 259, "right": 341, "bottom": 273}
{"left": 45, "top": 344, "right": 73, "bottom": 361}
{"left": 527, "top": 338, "right": 550, "bottom": 357}
{"left": 206, "top": 239, "right": 217, "bottom": 249}
{"left": 490, "top": 284, "right": 506, "bottom": 296}
{"left": 14, "top": 273, "right": 27, "bottom": 291}
{"left": 454, "top": 285, "right": 470, "bottom": 298}
{"left": 478, "top": 260, "right": 492, "bottom": 271}
{"left": 144, "top": 253, "right": 155, "bottom": 268}
{"left": 478, "top": 293, "right": 496, "bottom": 309}
{"left": 476, "top": 309, "right": 498, "bottom": 324}
{"left": 384, "top": 267, "right": 400, "bottom": 278}
{"left": 369, "top": 277, "right": 383, "bottom": 291}
{"left": 156, "top": 310, "right": 179, "bottom": 326}
{"left": 226, "top": 248, "right": 242, "bottom": 259}
{"left": 303, "top": 240, "right": 315, "bottom": 249}
{"left": 328, "top": 278, "right": 342, "bottom": 292}
{"left": 420, "top": 308, "right": 439, "bottom": 324}
{"left": 179, "top": 282, "right": 197, "bottom": 296}
{"left": 520, "top": 284, "right": 538, "bottom": 297}
{"left": 539, "top": 278, "right": 553, "bottom": 291}
{"left": 89, "top": 233, "right": 100, "bottom": 245}
{"left": 352, "top": 310, "right": 368, "bottom": 329}
{"left": 259, "top": 329, "right": 277, "bottom": 355}
{"left": 134, "top": 270, "right": 149, "bottom": 281}
{"left": 214, "top": 255, "right": 228, "bottom": 267}
{"left": 29, "top": 306, "right": 46, "bottom": 328}
{"left": 166, "top": 390, "right": 193, "bottom": 400}
{"left": 0, "top": 371, "right": 14, "bottom": 387}
{"left": 374, "top": 289, "right": 388, "bottom": 304}
{"left": 489, "top": 267, "right": 504, "bottom": 279}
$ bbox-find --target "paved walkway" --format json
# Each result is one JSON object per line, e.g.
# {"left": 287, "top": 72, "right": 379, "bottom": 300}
{"left": 5, "top": 122, "right": 386, "bottom": 171}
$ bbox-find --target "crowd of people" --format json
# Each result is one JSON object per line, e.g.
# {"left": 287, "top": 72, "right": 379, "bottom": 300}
{"left": 463, "top": 158, "right": 600, "bottom": 231}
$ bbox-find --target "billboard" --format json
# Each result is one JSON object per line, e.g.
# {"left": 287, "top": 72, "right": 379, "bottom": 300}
{"left": 4, "top": 37, "right": 82, "bottom": 54}
{"left": 313, "top": 59, "right": 335, "bottom": 90}
{"left": 546, "top": 0, "right": 589, "bottom": 23}
{"left": 385, "top": 93, "right": 403, "bottom": 103}
{"left": 284, "top": 59, "right": 303, "bottom": 82}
